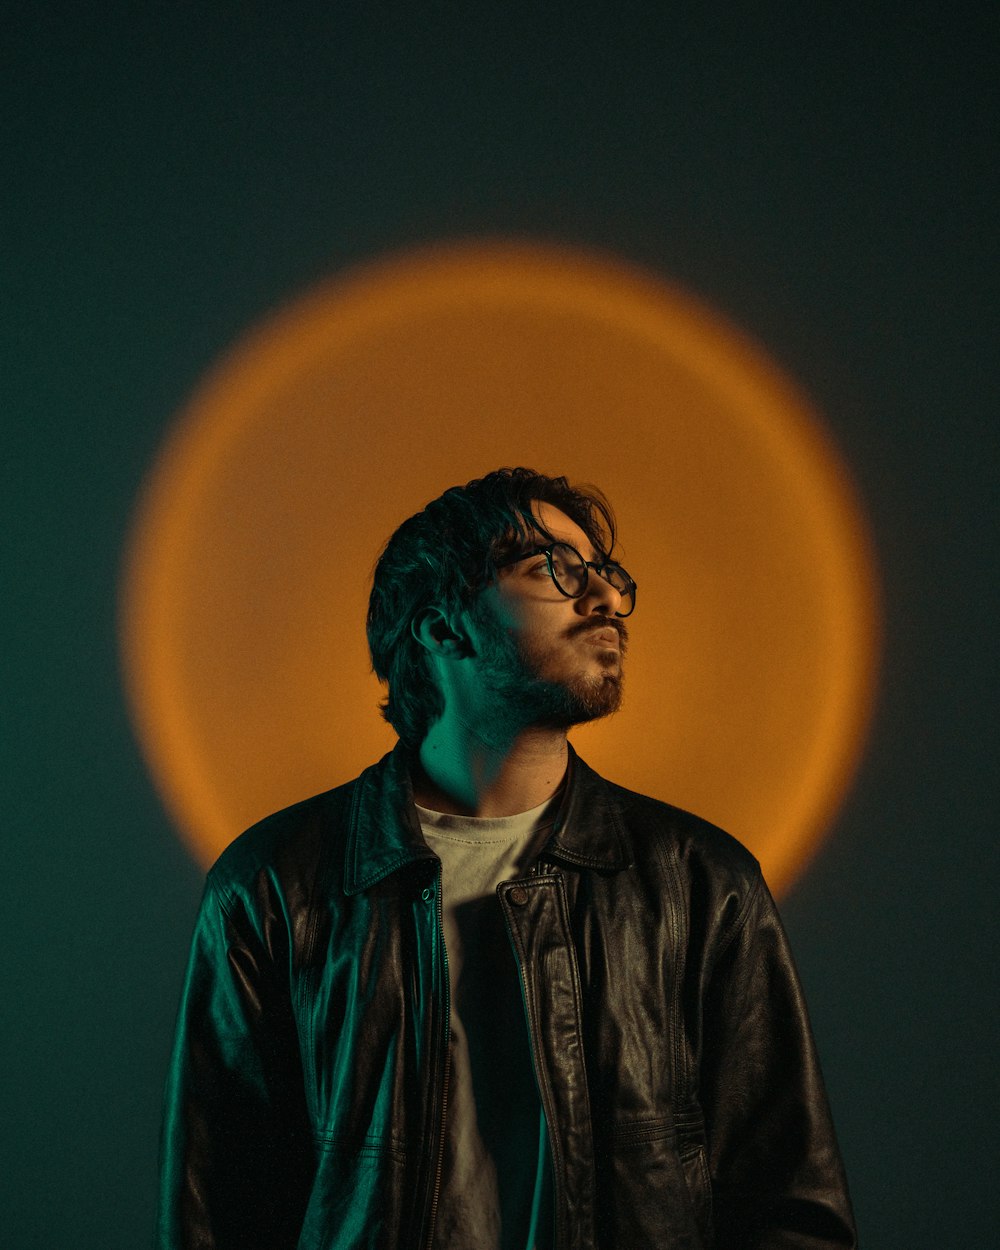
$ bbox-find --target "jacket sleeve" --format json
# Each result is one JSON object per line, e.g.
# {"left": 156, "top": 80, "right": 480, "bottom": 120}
{"left": 699, "top": 872, "right": 858, "bottom": 1250}
{"left": 156, "top": 874, "right": 315, "bottom": 1250}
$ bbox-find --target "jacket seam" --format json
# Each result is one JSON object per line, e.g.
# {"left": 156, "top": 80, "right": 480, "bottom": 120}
{"left": 312, "top": 1130, "right": 409, "bottom": 1162}
{"left": 299, "top": 806, "right": 334, "bottom": 1130}
{"left": 650, "top": 830, "right": 689, "bottom": 1103}
{"left": 345, "top": 771, "right": 366, "bottom": 891}
{"left": 205, "top": 873, "right": 245, "bottom": 931}
{"left": 609, "top": 1116, "right": 677, "bottom": 1148}
{"left": 710, "top": 869, "right": 764, "bottom": 972}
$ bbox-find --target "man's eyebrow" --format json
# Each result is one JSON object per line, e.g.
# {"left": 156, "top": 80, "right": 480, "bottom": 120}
{"left": 567, "top": 539, "right": 607, "bottom": 565}
{"left": 545, "top": 539, "right": 608, "bottom": 565}
{"left": 505, "top": 521, "right": 607, "bottom": 566}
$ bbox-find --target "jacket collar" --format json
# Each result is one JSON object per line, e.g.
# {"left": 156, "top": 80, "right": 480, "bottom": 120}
{"left": 343, "top": 740, "right": 632, "bottom": 895}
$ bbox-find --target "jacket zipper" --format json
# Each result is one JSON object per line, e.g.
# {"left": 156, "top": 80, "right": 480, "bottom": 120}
{"left": 508, "top": 867, "right": 562, "bottom": 1250}
{"left": 424, "top": 869, "right": 451, "bottom": 1249}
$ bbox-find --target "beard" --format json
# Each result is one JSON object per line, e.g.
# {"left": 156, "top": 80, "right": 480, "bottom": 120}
{"left": 471, "top": 606, "right": 627, "bottom": 733}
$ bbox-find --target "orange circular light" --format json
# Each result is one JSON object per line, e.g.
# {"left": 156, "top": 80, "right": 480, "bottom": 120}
{"left": 120, "top": 241, "right": 879, "bottom": 896}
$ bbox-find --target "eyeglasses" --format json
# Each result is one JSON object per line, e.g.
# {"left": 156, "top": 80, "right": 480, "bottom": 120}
{"left": 497, "top": 542, "right": 637, "bottom": 617}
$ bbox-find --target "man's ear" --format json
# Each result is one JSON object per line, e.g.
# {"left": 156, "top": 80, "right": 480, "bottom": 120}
{"left": 411, "top": 607, "right": 472, "bottom": 658}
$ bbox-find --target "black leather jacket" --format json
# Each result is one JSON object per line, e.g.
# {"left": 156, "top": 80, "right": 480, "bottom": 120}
{"left": 157, "top": 744, "right": 857, "bottom": 1249}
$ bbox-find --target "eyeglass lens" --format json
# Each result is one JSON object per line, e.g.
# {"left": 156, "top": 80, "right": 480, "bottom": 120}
{"left": 549, "top": 544, "right": 635, "bottom": 616}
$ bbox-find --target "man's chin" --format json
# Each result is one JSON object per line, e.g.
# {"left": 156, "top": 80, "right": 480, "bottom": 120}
{"left": 478, "top": 629, "right": 624, "bottom": 729}
{"left": 539, "top": 672, "right": 623, "bottom": 727}
{"left": 576, "top": 679, "right": 624, "bottom": 723}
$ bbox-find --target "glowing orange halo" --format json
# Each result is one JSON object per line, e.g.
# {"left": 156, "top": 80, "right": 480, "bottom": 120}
{"left": 120, "top": 240, "right": 880, "bottom": 896}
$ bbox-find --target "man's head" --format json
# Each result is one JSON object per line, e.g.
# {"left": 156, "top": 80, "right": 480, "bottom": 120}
{"left": 367, "top": 468, "right": 633, "bottom": 746}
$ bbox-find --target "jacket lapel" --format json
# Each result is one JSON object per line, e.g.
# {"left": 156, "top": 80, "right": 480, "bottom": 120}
{"left": 542, "top": 745, "right": 633, "bottom": 874}
{"left": 344, "top": 740, "right": 633, "bottom": 893}
{"left": 343, "top": 744, "right": 436, "bottom": 894}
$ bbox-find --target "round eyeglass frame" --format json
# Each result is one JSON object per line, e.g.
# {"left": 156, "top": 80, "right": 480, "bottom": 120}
{"left": 497, "top": 541, "right": 637, "bottom": 617}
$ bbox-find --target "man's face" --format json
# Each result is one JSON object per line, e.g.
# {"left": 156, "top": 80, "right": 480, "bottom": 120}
{"left": 467, "top": 501, "right": 629, "bottom": 730}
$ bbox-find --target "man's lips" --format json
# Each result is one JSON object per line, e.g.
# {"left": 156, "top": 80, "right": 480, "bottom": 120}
{"left": 575, "top": 621, "right": 627, "bottom": 649}
{"left": 590, "top": 629, "right": 620, "bottom": 647}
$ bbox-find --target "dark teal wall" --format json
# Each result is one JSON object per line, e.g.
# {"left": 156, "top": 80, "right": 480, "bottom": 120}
{"left": 4, "top": 6, "right": 996, "bottom": 1245}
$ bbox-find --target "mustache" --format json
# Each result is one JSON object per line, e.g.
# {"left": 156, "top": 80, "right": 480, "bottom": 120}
{"left": 571, "top": 618, "right": 629, "bottom": 651}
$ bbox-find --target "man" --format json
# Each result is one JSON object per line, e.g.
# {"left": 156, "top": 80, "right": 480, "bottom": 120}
{"left": 157, "top": 467, "right": 857, "bottom": 1248}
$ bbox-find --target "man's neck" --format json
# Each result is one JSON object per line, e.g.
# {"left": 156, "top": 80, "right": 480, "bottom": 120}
{"left": 413, "top": 716, "right": 569, "bottom": 817}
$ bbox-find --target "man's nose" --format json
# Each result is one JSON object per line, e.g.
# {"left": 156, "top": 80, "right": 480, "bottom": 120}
{"left": 580, "top": 568, "right": 623, "bottom": 616}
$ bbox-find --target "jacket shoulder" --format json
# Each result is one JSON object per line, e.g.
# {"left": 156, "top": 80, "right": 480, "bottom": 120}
{"left": 607, "top": 779, "right": 764, "bottom": 894}
{"left": 205, "top": 774, "right": 360, "bottom": 903}
{"left": 604, "top": 779, "right": 771, "bottom": 964}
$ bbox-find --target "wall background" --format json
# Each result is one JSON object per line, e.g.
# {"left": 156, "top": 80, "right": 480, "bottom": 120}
{"left": 3, "top": 6, "right": 996, "bottom": 1245}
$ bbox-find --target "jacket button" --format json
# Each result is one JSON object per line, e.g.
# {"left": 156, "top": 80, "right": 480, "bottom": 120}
{"left": 420, "top": 886, "right": 434, "bottom": 903}
{"left": 508, "top": 885, "right": 529, "bottom": 906}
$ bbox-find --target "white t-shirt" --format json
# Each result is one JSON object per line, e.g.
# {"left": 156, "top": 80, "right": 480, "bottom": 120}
{"left": 416, "top": 796, "right": 557, "bottom": 1250}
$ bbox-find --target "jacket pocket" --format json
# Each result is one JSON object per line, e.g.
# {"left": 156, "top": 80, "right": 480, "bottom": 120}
{"left": 679, "top": 1141, "right": 714, "bottom": 1248}
{"left": 596, "top": 1117, "right": 710, "bottom": 1249}
{"left": 300, "top": 1134, "right": 416, "bottom": 1249}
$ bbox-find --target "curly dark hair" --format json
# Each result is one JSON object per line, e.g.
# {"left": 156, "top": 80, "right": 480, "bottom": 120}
{"left": 366, "top": 467, "right": 618, "bottom": 746}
